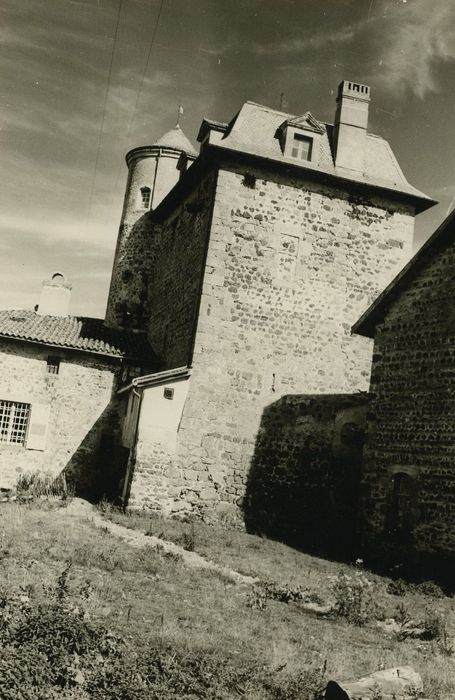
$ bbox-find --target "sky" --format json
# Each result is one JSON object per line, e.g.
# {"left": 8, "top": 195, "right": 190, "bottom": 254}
{"left": 1, "top": 0, "right": 455, "bottom": 317}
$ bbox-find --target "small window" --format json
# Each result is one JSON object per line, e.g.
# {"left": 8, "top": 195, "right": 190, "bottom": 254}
{"left": 163, "top": 387, "right": 174, "bottom": 400}
{"left": 242, "top": 173, "right": 256, "bottom": 189}
{"left": 291, "top": 134, "right": 313, "bottom": 161}
{"left": 46, "top": 356, "right": 60, "bottom": 375}
{"left": 0, "top": 400, "right": 30, "bottom": 446}
{"left": 140, "top": 186, "right": 151, "bottom": 209}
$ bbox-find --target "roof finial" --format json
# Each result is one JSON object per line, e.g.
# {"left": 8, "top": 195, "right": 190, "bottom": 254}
{"left": 279, "top": 92, "right": 288, "bottom": 111}
{"left": 176, "top": 103, "right": 184, "bottom": 127}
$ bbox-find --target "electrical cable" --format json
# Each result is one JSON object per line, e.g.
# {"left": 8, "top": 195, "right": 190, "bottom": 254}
{"left": 86, "top": 0, "right": 123, "bottom": 222}
{"left": 123, "top": 0, "right": 165, "bottom": 150}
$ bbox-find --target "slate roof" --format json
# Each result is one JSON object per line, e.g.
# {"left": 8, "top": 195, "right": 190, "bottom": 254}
{"left": 202, "top": 101, "right": 434, "bottom": 212}
{"left": 352, "top": 208, "right": 455, "bottom": 339}
{"left": 0, "top": 310, "right": 156, "bottom": 362}
{"left": 154, "top": 125, "right": 197, "bottom": 155}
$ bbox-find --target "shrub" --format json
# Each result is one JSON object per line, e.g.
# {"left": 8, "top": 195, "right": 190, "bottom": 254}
{"left": 415, "top": 580, "right": 445, "bottom": 599}
{"left": 330, "top": 571, "right": 377, "bottom": 626}
{"left": 421, "top": 607, "right": 446, "bottom": 641}
{"left": 387, "top": 578, "right": 411, "bottom": 597}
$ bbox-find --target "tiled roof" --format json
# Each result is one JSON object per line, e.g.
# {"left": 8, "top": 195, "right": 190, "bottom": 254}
{"left": 0, "top": 310, "right": 157, "bottom": 362}
{"left": 204, "top": 101, "right": 434, "bottom": 210}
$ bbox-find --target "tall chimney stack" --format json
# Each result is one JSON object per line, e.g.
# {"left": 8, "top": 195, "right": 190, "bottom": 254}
{"left": 333, "top": 80, "right": 371, "bottom": 173}
{"left": 36, "top": 272, "right": 72, "bottom": 317}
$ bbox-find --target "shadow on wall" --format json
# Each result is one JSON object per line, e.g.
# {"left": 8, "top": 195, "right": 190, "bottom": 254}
{"left": 63, "top": 399, "right": 129, "bottom": 503}
{"left": 243, "top": 393, "right": 368, "bottom": 561}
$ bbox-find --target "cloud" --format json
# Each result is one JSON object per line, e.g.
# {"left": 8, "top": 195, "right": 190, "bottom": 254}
{"left": 250, "top": 26, "right": 357, "bottom": 56}
{"left": 0, "top": 210, "right": 118, "bottom": 251}
{"left": 373, "top": 0, "right": 455, "bottom": 98}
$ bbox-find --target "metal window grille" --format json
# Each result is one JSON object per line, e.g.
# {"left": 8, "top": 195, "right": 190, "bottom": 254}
{"left": 0, "top": 400, "right": 30, "bottom": 445}
{"left": 46, "top": 356, "right": 60, "bottom": 375}
{"left": 140, "top": 187, "right": 151, "bottom": 208}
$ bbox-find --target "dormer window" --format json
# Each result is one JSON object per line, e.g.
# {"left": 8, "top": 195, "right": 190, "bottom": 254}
{"left": 291, "top": 134, "right": 313, "bottom": 161}
{"left": 277, "top": 111, "right": 325, "bottom": 164}
{"left": 140, "top": 186, "right": 151, "bottom": 209}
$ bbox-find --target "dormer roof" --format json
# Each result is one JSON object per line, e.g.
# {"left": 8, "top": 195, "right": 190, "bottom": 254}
{"left": 279, "top": 111, "right": 326, "bottom": 135}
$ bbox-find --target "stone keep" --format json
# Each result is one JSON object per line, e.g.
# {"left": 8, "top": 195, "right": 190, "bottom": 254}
{"left": 107, "top": 81, "right": 434, "bottom": 522}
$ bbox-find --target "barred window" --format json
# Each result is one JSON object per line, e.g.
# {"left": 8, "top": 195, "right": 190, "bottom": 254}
{"left": 0, "top": 401, "right": 30, "bottom": 446}
{"left": 46, "top": 356, "right": 60, "bottom": 375}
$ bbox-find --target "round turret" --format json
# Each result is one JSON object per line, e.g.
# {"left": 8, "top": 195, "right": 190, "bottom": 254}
{"left": 104, "top": 122, "right": 196, "bottom": 330}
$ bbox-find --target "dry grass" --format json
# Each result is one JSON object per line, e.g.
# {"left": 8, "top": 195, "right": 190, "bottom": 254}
{"left": 1, "top": 499, "right": 454, "bottom": 698}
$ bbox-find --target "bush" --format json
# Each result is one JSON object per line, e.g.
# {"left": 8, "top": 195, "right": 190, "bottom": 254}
{"left": 421, "top": 607, "right": 446, "bottom": 641}
{"left": 330, "top": 571, "right": 377, "bottom": 626}
{"left": 387, "top": 578, "right": 411, "bottom": 597}
{"left": 415, "top": 580, "right": 445, "bottom": 599}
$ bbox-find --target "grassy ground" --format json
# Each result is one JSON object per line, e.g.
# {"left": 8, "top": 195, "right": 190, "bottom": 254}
{"left": 1, "top": 499, "right": 454, "bottom": 698}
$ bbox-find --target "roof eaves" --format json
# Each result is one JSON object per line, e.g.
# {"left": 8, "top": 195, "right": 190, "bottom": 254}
{"left": 0, "top": 332, "right": 125, "bottom": 360}
{"left": 118, "top": 365, "right": 191, "bottom": 394}
{"left": 352, "top": 207, "right": 455, "bottom": 338}
{"left": 205, "top": 143, "right": 437, "bottom": 214}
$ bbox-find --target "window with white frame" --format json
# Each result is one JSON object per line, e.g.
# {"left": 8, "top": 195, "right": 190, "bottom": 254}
{"left": 0, "top": 400, "right": 30, "bottom": 445}
{"left": 140, "top": 186, "right": 151, "bottom": 209}
{"left": 291, "top": 133, "right": 313, "bottom": 161}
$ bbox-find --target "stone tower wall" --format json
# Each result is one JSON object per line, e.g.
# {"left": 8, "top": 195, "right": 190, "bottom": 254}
{"left": 169, "top": 167, "right": 415, "bottom": 515}
{"left": 359, "top": 243, "right": 455, "bottom": 560}
{"left": 105, "top": 147, "right": 182, "bottom": 329}
{"left": 128, "top": 163, "right": 416, "bottom": 526}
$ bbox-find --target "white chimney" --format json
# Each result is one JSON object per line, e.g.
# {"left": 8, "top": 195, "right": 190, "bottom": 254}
{"left": 37, "top": 272, "right": 72, "bottom": 317}
{"left": 333, "top": 80, "right": 371, "bottom": 173}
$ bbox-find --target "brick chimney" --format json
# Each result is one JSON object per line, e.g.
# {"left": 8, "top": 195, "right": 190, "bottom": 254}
{"left": 37, "top": 272, "right": 72, "bottom": 317}
{"left": 333, "top": 80, "right": 371, "bottom": 173}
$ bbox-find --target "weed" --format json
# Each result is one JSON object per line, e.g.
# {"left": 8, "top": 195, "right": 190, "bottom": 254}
{"left": 246, "top": 585, "right": 268, "bottom": 611}
{"left": 16, "top": 471, "right": 69, "bottom": 502}
{"left": 180, "top": 521, "right": 196, "bottom": 552}
{"left": 330, "top": 570, "right": 377, "bottom": 626}
{"left": 395, "top": 602, "right": 413, "bottom": 640}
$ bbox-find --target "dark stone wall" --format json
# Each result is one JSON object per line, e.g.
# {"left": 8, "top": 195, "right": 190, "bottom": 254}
{"left": 146, "top": 171, "right": 217, "bottom": 369}
{"left": 360, "top": 242, "right": 455, "bottom": 570}
{"left": 244, "top": 394, "right": 367, "bottom": 558}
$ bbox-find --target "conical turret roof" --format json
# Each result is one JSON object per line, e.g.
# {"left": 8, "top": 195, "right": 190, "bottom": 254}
{"left": 154, "top": 124, "right": 196, "bottom": 154}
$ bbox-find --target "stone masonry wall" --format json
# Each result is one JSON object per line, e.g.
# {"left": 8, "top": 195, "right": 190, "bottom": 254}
{"left": 168, "top": 166, "right": 415, "bottom": 520}
{"left": 127, "top": 163, "right": 415, "bottom": 526}
{"left": 359, "top": 243, "right": 455, "bottom": 562}
{"left": 0, "top": 341, "right": 123, "bottom": 498}
{"left": 104, "top": 210, "right": 159, "bottom": 331}
{"left": 145, "top": 171, "right": 217, "bottom": 368}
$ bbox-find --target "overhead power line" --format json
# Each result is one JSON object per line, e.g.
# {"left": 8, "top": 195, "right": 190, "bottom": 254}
{"left": 86, "top": 0, "right": 124, "bottom": 222}
{"left": 123, "top": 0, "right": 165, "bottom": 147}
